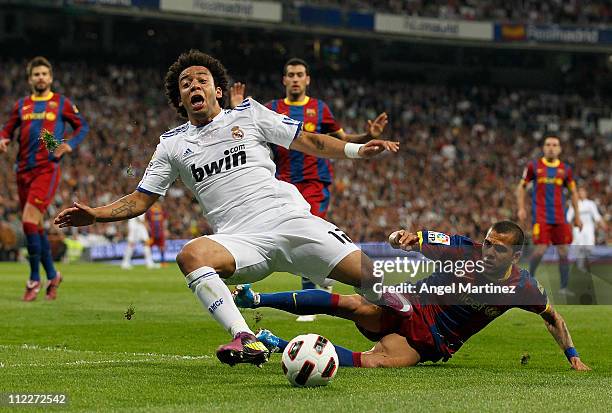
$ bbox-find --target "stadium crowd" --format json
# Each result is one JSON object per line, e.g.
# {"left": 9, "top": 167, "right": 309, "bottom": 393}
{"left": 292, "top": 0, "right": 612, "bottom": 24}
{"left": 0, "top": 59, "right": 610, "bottom": 249}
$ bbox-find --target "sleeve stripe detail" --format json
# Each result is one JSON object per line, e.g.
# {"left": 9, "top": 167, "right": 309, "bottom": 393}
{"left": 161, "top": 124, "right": 189, "bottom": 137}
{"left": 136, "top": 186, "right": 162, "bottom": 196}
{"left": 292, "top": 121, "right": 303, "bottom": 142}
{"left": 282, "top": 116, "right": 300, "bottom": 123}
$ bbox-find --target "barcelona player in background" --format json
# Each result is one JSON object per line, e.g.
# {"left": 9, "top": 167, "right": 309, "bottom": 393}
{"left": 231, "top": 59, "right": 388, "bottom": 320}
{"left": 145, "top": 200, "right": 168, "bottom": 266}
{"left": 0, "top": 56, "right": 89, "bottom": 301}
{"left": 516, "top": 136, "right": 582, "bottom": 296}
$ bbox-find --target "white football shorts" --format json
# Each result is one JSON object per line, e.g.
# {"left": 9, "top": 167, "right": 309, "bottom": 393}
{"left": 128, "top": 223, "right": 149, "bottom": 243}
{"left": 207, "top": 212, "right": 360, "bottom": 285}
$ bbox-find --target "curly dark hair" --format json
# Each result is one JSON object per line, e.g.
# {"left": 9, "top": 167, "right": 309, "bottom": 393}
{"left": 164, "top": 50, "right": 229, "bottom": 118}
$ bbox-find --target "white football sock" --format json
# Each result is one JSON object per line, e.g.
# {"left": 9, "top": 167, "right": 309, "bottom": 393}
{"left": 122, "top": 244, "right": 134, "bottom": 266}
{"left": 143, "top": 245, "right": 154, "bottom": 267}
{"left": 186, "top": 266, "right": 253, "bottom": 338}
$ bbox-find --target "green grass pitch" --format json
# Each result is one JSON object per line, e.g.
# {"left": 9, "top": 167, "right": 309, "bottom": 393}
{"left": 0, "top": 262, "right": 611, "bottom": 412}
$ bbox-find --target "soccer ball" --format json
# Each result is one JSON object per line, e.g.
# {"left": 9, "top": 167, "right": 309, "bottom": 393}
{"left": 281, "top": 334, "right": 339, "bottom": 387}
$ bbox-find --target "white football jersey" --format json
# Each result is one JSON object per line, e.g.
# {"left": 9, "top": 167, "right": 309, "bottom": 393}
{"left": 137, "top": 98, "right": 310, "bottom": 233}
{"left": 567, "top": 199, "right": 602, "bottom": 238}
{"left": 127, "top": 214, "right": 146, "bottom": 232}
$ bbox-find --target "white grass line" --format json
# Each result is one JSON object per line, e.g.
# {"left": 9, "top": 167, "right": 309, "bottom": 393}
{"left": 0, "top": 343, "right": 211, "bottom": 361}
{"left": 7, "top": 358, "right": 177, "bottom": 368}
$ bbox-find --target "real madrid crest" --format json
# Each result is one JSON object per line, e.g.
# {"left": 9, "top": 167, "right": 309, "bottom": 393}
{"left": 231, "top": 126, "right": 244, "bottom": 140}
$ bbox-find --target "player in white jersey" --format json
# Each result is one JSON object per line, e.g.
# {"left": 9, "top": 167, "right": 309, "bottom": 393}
{"left": 566, "top": 187, "right": 607, "bottom": 271}
{"left": 121, "top": 214, "right": 157, "bottom": 270}
{"left": 54, "top": 50, "right": 399, "bottom": 367}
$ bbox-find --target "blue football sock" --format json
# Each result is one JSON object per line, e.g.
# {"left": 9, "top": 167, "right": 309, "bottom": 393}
{"left": 39, "top": 231, "right": 57, "bottom": 280}
{"left": 257, "top": 289, "right": 334, "bottom": 315}
{"left": 334, "top": 344, "right": 360, "bottom": 367}
{"left": 24, "top": 230, "right": 41, "bottom": 282}
{"left": 559, "top": 259, "right": 570, "bottom": 289}
{"left": 301, "top": 277, "right": 316, "bottom": 290}
{"left": 529, "top": 255, "right": 543, "bottom": 277}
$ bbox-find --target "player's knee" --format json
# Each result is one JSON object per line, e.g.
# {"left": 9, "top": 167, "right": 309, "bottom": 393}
{"left": 338, "top": 294, "right": 365, "bottom": 312}
{"left": 176, "top": 239, "right": 235, "bottom": 277}
{"left": 176, "top": 243, "right": 206, "bottom": 275}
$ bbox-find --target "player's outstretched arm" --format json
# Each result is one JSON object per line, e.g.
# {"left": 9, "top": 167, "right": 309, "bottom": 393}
{"left": 388, "top": 230, "right": 420, "bottom": 251}
{"left": 540, "top": 306, "right": 591, "bottom": 371}
{"left": 335, "top": 112, "right": 389, "bottom": 143}
{"left": 54, "top": 191, "right": 159, "bottom": 228}
{"left": 290, "top": 131, "right": 399, "bottom": 159}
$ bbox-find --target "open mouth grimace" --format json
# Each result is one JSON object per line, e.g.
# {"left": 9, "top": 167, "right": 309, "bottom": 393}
{"left": 190, "top": 95, "right": 205, "bottom": 110}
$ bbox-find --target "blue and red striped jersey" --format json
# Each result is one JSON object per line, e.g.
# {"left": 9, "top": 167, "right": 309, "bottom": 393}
{"left": 521, "top": 158, "right": 575, "bottom": 224}
{"left": 0, "top": 92, "right": 89, "bottom": 173}
{"left": 266, "top": 96, "right": 342, "bottom": 184}
{"left": 391, "top": 231, "right": 549, "bottom": 356}
{"left": 145, "top": 204, "right": 167, "bottom": 239}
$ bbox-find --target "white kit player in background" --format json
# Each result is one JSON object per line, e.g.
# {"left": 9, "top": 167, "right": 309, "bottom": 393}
{"left": 121, "top": 214, "right": 158, "bottom": 270}
{"left": 566, "top": 187, "right": 607, "bottom": 272}
{"left": 54, "top": 50, "right": 399, "bottom": 368}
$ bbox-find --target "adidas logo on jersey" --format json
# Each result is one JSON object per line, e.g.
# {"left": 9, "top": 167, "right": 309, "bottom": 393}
{"left": 190, "top": 144, "right": 246, "bottom": 182}
{"left": 183, "top": 148, "right": 194, "bottom": 157}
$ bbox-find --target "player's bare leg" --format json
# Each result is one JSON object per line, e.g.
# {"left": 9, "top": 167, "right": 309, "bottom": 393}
{"left": 328, "top": 250, "right": 380, "bottom": 302}
{"left": 528, "top": 244, "right": 548, "bottom": 278}
{"left": 360, "top": 333, "right": 421, "bottom": 368}
{"left": 21, "top": 203, "right": 44, "bottom": 301}
{"left": 332, "top": 294, "right": 387, "bottom": 332}
{"left": 176, "top": 236, "right": 268, "bottom": 366}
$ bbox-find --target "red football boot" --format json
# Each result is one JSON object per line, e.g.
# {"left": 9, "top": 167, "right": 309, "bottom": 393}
{"left": 23, "top": 280, "right": 41, "bottom": 302}
{"left": 45, "top": 272, "right": 62, "bottom": 300}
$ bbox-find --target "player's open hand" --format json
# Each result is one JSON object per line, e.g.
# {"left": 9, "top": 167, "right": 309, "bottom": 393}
{"left": 53, "top": 143, "right": 73, "bottom": 159}
{"left": 0, "top": 138, "right": 9, "bottom": 154}
{"left": 358, "top": 139, "right": 399, "bottom": 158}
{"left": 388, "top": 230, "right": 419, "bottom": 251}
{"left": 230, "top": 82, "right": 246, "bottom": 109}
{"left": 54, "top": 201, "right": 97, "bottom": 228}
{"left": 366, "top": 112, "right": 388, "bottom": 139}
{"left": 570, "top": 357, "right": 591, "bottom": 371}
